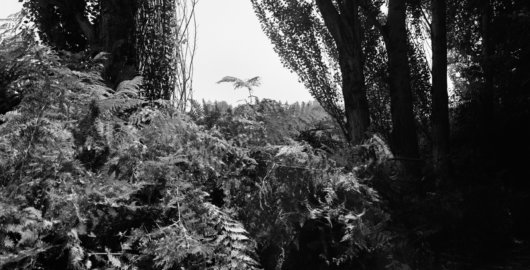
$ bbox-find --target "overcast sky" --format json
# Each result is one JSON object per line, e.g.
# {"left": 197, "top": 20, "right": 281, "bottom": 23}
{"left": 1, "top": 0, "right": 312, "bottom": 105}
{"left": 0, "top": 0, "right": 22, "bottom": 19}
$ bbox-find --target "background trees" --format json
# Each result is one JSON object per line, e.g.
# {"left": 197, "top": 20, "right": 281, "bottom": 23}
{"left": 360, "top": 0, "right": 421, "bottom": 171}
{"left": 251, "top": 0, "right": 354, "bottom": 141}
{"left": 430, "top": 0, "right": 451, "bottom": 180}
{"left": 252, "top": 0, "right": 424, "bottom": 172}
{"left": 22, "top": 0, "right": 196, "bottom": 104}
{"left": 314, "top": 0, "right": 370, "bottom": 144}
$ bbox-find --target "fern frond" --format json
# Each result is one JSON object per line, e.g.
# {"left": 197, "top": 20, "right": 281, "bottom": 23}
{"left": 86, "top": 84, "right": 114, "bottom": 99}
{"left": 67, "top": 230, "right": 85, "bottom": 270}
{"left": 246, "top": 76, "right": 262, "bottom": 87}
{"left": 217, "top": 76, "right": 242, "bottom": 84}
{"left": 217, "top": 76, "right": 261, "bottom": 90}
{"left": 115, "top": 76, "right": 143, "bottom": 98}
{"left": 205, "top": 203, "right": 262, "bottom": 270}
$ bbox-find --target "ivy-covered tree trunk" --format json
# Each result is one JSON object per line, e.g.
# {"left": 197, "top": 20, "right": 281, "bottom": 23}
{"left": 431, "top": 0, "right": 451, "bottom": 180}
{"left": 386, "top": 0, "right": 420, "bottom": 172}
{"left": 136, "top": 0, "right": 178, "bottom": 100}
{"left": 315, "top": 0, "right": 371, "bottom": 144}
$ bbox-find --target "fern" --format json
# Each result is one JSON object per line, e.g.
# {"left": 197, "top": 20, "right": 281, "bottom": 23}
{"left": 115, "top": 76, "right": 143, "bottom": 98}
{"left": 1, "top": 29, "right": 400, "bottom": 270}
{"left": 217, "top": 76, "right": 262, "bottom": 104}
{"left": 205, "top": 203, "right": 261, "bottom": 270}
{"left": 217, "top": 76, "right": 262, "bottom": 90}
{"left": 0, "top": 205, "right": 56, "bottom": 270}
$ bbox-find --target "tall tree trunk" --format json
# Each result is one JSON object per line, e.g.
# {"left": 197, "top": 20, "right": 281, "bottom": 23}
{"left": 479, "top": 0, "right": 495, "bottom": 156}
{"left": 385, "top": 0, "right": 419, "bottom": 173}
{"left": 98, "top": 0, "right": 138, "bottom": 51}
{"left": 359, "top": 0, "right": 420, "bottom": 173}
{"left": 316, "top": 0, "right": 371, "bottom": 144}
{"left": 386, "top": 0, "right": 420, "bottom": 173}
{"left": 99, "top": 0, "right": 138, "bottom": 86}
{"left": 136, "top": 0, "right": 178, "bottom": 100}
{"left": 431, "top": 0, "right": 451, "bottom": 180}
{"left": 481, "top": 0, "right": 495, "bottom": 114}
{"left": 74, "top": 13, "right": 96, "bottom": 49}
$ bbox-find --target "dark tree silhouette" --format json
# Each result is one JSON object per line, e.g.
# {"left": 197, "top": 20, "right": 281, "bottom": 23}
{"left": 22, "top": 0, "right": 182, "bottom": 100}
{"left": 431, "top": 0, "right": 451, "bottom": 180}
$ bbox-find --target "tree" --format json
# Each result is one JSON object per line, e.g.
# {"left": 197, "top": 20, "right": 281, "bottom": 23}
{"left": 447, "top": 0, "right": 530, "bottom": 170}
{"left": 23, "top": 0, "right": 196, "bottom": 104}
{"left": 97, "top": 0, "right": 139, "bottom": 86}
{"left": 217, "top": 76, "right": 261, "bottom": 104}
{"left": 431, "top": 0, "right": 451, "bottom": 179}
{"left": 314, "top": 0, "right": 371, "bottom": 144}
{"left": 22, "top": 0, "right": 95, "bottom": 51}
{"left": 361, "top": 0, "right": 420, "bottom": 171}
{"left": 386, "top": 0, "right": 420, "bottom": 165}
{"left": 253, "top": 0, "right": 424, "bottom": 167}
{"left": 480, "top": 2, "right": 494, "bottom": 102}
{"left": 136, "top": 0, "right": 178, "bottom": 100}
{"left": 251, "top": 0, "right": 370, "bottom": 144}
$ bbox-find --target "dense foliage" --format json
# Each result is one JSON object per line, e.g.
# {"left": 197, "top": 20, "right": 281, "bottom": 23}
{"left": 21, "top": 0, "right": 193, "bottom": 103}
{"left": 251, "top": 0, "right": 346, "bottom": 136}
{"left": 2, "top": 0, "right": 530, "bottom": 269}
{"left": 0, "top": 25, "right": 404, "bottom": 270}
{"left": 252, "top": 0, "right": 424, "bottom": 162}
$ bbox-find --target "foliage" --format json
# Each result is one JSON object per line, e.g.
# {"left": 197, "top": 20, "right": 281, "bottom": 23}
{"left": 0, "top": 32, "right": 401, "bottom": 269}
{"left": 251, "top": 0, "right": 432, "bottom": 149}
{"left": 22, "top": 0, "right": 195, "bottom": 104}
{"left": 21, "top": 0, "right": 96, "bottom": 51}
{"left": 251, "top": 0, "right": 347, "bottom": 136}
{"left": 9, "top": 1, "right": 530, "bottom": 269}
{"left": 196, "top": 99, "right": 338, "bottom": 147}
{"left": 192, "top": 98, "right": 403, "bottom": 269}
{"left": 0, "top": 37, "right": 262, "bottom": 269}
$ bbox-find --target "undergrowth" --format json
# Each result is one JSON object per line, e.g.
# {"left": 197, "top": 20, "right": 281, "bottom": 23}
{"left": 0, "top": 27, "right": 406, "bottom": 270}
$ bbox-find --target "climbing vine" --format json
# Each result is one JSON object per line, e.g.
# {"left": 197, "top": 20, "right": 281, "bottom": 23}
{"left": 136, "top": 0, "right": 178, "bottom": 100}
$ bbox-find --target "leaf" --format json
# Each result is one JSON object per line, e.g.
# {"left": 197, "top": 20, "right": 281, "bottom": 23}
{"left": 106, "top": 248, "right": 122, "bottom": 268}
{"left": 3, "top": 238, "right": 14, "bottom": 248}
{"left": 115, "top": 76, "right": 143, "bottom": 98}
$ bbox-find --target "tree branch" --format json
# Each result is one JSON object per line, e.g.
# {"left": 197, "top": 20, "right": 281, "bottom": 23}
{"left": 315, "top": 0, "right": 344, "bottom": 44}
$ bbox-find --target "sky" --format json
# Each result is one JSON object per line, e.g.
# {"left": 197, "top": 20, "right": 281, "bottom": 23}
{"left": 0, "top": 0, "right": 22, "bottom": 19}
{"left": 0, "top": 0, "right": 312, "bottom": 105}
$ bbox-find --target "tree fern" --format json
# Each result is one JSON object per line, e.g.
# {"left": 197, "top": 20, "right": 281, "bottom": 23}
{"left": 217, "top": 76, "right": 262, "bottom": 91}
{"left": 217, "top": 76, "right": 262, "bottom": 104}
